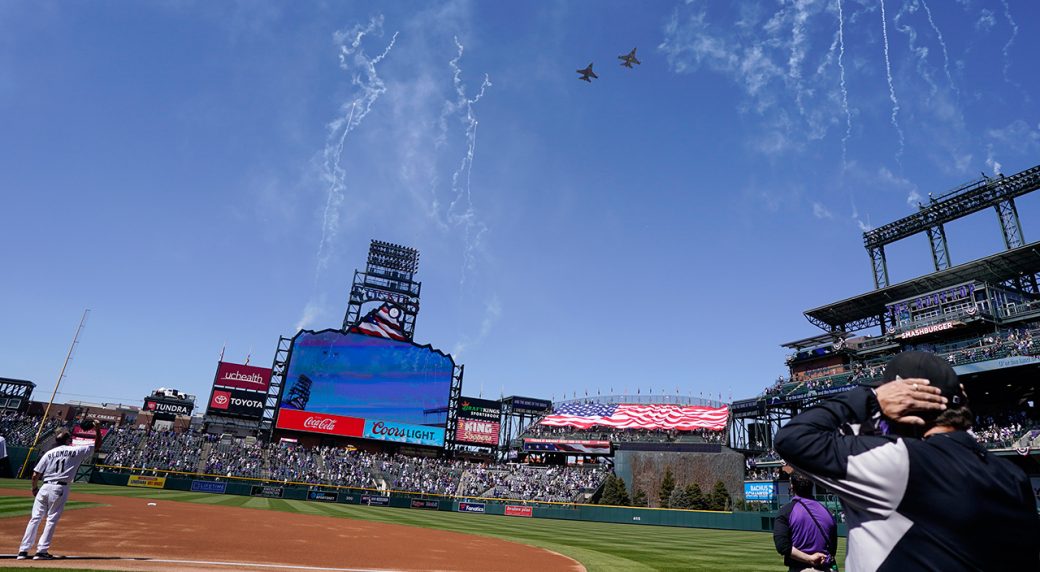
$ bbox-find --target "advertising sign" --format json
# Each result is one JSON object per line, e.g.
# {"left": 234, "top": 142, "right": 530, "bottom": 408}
{"left": 505, "top": 505, "right": 533, "bottom": 517}
{"left": 276, "top": 330, "right": 453, "bottom": 447}
{"left": 508, "top": 396, "right": 552, "bottom": 415}
{"left": 214, "top": 361, "right": 272, "bottom": 392}
{"left": 455, "top": 418, "right": 501, "bottom": 446}
{"left": 744, "top": 481, "right": 777, "bottom": 502}
{"left": 338, "top": 493, "right": 357, "bottom": 504}
{"left": 207, "top": 388, "right": 265, "bottom": 419}
{"left": 410, "top": 499, "right": 439, "bottom": 510}
{"left": 457, "top": 397, "right": 501, "bottom": 420}
{"left": 71, "top": 426, "right": 109, "bottom": 447}
{"left": 361, "top": 495, "right": 390, "bottom": 506}
{"left": 275, "top": 409, "right": 365, "bottom": 438}
{"left": 363, "top": 419, "right": 445, "bottom": 447}
{"left": 143, "top": 398, "right": 192, "bottom": 418}
{"left": 190, "top": 480, "right": 227, "bottom": 494}
{"left": 307, "top": 491, "right": 338, "bottom": 503}
{"left": 128, "top": 475, "right": 167, "bottom": 489}
{"left": 457, "top": 501, "right": 486, "bottom": 514}
{"left": 523, "top": 439, "right": 612, "bottom": 455}
{"left": 251, "top": 485, "right": 285, "bottom": 498}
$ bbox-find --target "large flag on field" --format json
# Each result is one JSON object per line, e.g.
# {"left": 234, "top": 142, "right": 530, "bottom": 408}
{"left": 349, "top": 303, "right": 408, "bottom": 341}
{"left": 539, "top": 402, "right": 729, "bottom": 431}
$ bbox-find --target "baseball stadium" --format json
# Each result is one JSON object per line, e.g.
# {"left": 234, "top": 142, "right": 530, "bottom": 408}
{"left": 2, "top": 165, "right": 1040, "bottom": 570}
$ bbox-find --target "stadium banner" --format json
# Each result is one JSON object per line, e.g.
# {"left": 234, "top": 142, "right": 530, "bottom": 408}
{"left": 523, "top": 438, "right": 612, "bottom": 455}
{"left": 455, "top": 418, "right": 500, "bottom": 446}
{"left": 207, "top": 387, "right": 265, "bottom": 419}
{"left": 505, "top": 505, "right": 533, "bottom": 517}
{"left": 744, "top": 481, "right": 776, "bottom": 502}
{"left": 71, "top": 426, "right": 109, "bottom": 447}
{"left": 190, "top": 480, "right": 227, "bottom": 494}
{"left": 410, "top": 499, "right": 439, "bottom": 510}
{"left": 897, "top": 321, "right": 963, "bottom": 340}
{"left": 307, "top": 491, "right": 337, "bottom": 503}
{"left": 143, "top": 398, "right": 192, "bottom": 419}
{"left": 457, "top": 397, "right": 501, "bottom": 420}
{"left": 541, "top": 403, "right": 729, "bottom": 431}
{"left": 457, "top": 501, "right": 486, "bottom": 514}
{"left": 509, "top": 396, "right": 553, "bottom": 415}
{"left": 275, "top": 409, "right": 365, "bottom": 438}
{"left": 278, "top": 330, "right": 453, "bottom": 447}
{"left": 251, "top": 485, "right": 285, "bottom": 498}
{"left": 954, "top": 355, "right": 1040, "bottom": 375}
{"left": 214, "top": 361, "right": 272, "bottom": 392}
{"left": 363, "top": 419, "right": 445, "bottom": 447}
{"left": 337, "top": 493, "right": 357, "bottom": 504}
{"left": 128, "top": 475, "right": 167, "bottom": 489}
{"left": 361, "top": 495, "right": 390, "bottom": 506}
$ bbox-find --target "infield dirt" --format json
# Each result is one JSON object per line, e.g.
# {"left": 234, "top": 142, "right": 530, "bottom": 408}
{"left": 0, "top": 490, "right": 584, "bottom": 572}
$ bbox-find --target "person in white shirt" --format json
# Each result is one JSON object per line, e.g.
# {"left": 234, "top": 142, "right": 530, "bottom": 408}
{"left": 18, "top": 420, "right": 101, "bottom": 560}
{"left": 0, "top": 434, "right": 8, "bottom": 477}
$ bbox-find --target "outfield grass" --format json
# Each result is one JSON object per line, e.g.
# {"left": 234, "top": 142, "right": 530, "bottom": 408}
{"left": 0, "top": 479, "right": 845, "bottom": 571}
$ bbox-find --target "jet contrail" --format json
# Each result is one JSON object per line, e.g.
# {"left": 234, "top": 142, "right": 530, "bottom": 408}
{"left": 1000, "top": 0, "right": 1019, "bottom": 88}
{"left": 920, "top": 0, "right": 957, "bottom": 98}
{"left": 879, "top": 0, "right": 904, "bottom": 164}
{"left": 836, "top": 0, "right": 851, "bottom": 172}
{"left": 788, "top": 0, "right": 810, "bottom": 117}
{"left": 315, "top": 17, "right": 398, "bottom": 280}
{"left": 446, "top": 36, "right": 492, "bottom": 286}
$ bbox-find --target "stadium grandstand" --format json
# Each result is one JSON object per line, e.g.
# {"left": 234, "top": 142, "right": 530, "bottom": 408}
{"left": 733, "top": 165, "right": 1040, "bottom": 498}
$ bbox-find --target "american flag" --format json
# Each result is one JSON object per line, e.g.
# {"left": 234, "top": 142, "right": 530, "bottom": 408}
{"left": 350, "top": 304, "right": 407, "bottom": 341}
{"left": 539, "top": 402, "right": 729, "bottom": 431}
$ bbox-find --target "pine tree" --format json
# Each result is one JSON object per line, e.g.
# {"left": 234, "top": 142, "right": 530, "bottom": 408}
{"left": 599, "top": 475, "right": 619, "bottom": 505}
{"left": 615, "top": 475, "right": 631, "bottom": 506}
{"left": 685, "top": 482, "right": 706, "bottom": 510}
{"left": 658, "top": 467, "right": 676, "bottom": 508}
{"left": 669, "top": 487, "right": 688, "bottom": 509}
{"left": 632, "top": 488, "right": 648, "bottom": 507}
{"left": 709, "top": 480, "right": 731, "bottom": 511}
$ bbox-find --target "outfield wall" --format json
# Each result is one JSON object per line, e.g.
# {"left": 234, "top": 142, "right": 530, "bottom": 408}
{"left": 89, "top": 467, "right": 805, "bottom": 534}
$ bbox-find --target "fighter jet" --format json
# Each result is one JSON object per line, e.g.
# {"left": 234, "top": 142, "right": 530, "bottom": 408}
{"left": 576, "top": 63, "right": 598, "bottom": 83}
{"left": 618, "top": 48, "right": 641, "bottom": 68}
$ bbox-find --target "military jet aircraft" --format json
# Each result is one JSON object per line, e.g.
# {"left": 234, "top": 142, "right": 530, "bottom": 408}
{"left": 576, "top": 63, "right": 598, "bottom": 82}
{"left": 618, "top": 48, "right": 641, "bottom": 68}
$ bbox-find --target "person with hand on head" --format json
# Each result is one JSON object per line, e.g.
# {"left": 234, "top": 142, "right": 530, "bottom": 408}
{"left": 774, "top": 471, "right": 838, "bottom": 572}
{"left": 17, "top": 418, "right": 102, "bottom": 560}
{"left": 775, "top": 351, "right": 1039, "bottom": 571}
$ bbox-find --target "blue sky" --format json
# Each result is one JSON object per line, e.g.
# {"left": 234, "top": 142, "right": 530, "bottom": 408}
{"left": 2, "top": 0, "right": 1038, "bottom": 409}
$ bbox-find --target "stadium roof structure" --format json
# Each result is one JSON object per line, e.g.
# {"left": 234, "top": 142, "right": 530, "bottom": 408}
{"left": 805, "top": 240, "right": 1040, "bottom": 332}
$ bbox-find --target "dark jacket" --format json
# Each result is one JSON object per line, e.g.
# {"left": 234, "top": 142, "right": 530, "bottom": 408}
{"left": 774, "top": 494, "right": 838, "bottom": 571}
{"left": 775, "top": 387, "right": 1040, "bottom": 572}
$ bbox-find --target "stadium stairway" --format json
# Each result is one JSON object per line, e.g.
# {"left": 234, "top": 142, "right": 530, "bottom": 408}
{"left": 195, "top": 441, "right": 214, "bottom": 474}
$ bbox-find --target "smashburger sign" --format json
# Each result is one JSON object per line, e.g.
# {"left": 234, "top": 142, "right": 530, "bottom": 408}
{"left": 208, "top": 388, "right": 264, "bottom": 419}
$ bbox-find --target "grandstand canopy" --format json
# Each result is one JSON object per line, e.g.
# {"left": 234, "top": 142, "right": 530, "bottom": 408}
{"left": 780, "top": 331, "right": 850, "bottom": 350}
{"left": 805, "top": 241, "right": 1040, "bottom": 332}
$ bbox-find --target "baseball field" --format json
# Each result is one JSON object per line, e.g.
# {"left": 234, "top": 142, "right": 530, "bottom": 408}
{"left": 0, "top": 478, "right": 846, "bottom": 571}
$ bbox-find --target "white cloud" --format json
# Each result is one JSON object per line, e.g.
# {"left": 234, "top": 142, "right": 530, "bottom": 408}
{"left": 812, "top": 202, "right": 833, "bottom": 219}
{"left": 975, "top": 9, "right": 995, "bottom": 31}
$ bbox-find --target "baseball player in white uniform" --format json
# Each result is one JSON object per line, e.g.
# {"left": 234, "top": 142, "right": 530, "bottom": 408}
{"left": 18, "top": 420, "right": 101, "bottom": 560}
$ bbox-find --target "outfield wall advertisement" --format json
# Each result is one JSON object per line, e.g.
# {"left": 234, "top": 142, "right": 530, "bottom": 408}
{"left": 128, "top": 475, "right": 166, "bottom": 489}
{"left": 275, "top": 330, "right": 454, "bottom": 447}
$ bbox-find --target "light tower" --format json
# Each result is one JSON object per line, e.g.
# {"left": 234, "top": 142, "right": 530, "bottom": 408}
{"left": 342, "top": 240, "right": 422, "bottom": 340}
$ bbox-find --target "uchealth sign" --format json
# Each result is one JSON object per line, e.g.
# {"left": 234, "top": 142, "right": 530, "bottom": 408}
{"left": 214, "top": 361, "right": 272, "bottom": 392}
{"left": 455, "top": 418, "right": 500, "bottom": 446}
{"left": 363, "top": 419, "right": 445, "bottom": 447}
{"left": 208, "top": 388, "right": 264, "bottom": 419}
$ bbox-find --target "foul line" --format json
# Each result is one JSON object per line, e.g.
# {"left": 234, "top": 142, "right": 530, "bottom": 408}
{"left": 143, "top": 559, "right": 439, "bottom": 572}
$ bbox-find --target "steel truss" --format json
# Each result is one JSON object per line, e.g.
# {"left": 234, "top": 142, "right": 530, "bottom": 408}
{"left": 863, "top": 164, "right": 1040, "bottom": 289}
{"left": 258, "top": 336, "right": 292, "bottom": 437}
{"left": 444, "top": 364, "right": 463, "bottom": 454}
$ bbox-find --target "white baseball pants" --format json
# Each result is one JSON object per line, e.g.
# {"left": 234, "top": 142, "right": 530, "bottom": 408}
{"left": 19, "top": 483, "right": 70, "bottom": 553}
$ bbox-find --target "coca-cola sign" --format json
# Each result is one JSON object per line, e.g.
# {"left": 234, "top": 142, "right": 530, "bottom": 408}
{"left": 275, "top": 408, "right": 364, "bottom": 437}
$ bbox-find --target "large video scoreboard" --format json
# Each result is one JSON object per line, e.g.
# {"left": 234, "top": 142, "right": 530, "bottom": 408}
{"left": 275, "top": 330, "right": 454, "bottom": 447}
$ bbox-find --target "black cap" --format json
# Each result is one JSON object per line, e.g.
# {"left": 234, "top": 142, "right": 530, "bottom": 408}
{"left": 880, "top": 351, "right": 965, "bottom": 406}
{"left": 54, "top": 429, "right": 71, "bottom": 445}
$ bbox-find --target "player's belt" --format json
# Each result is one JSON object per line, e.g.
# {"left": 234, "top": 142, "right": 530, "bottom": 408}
{"left": 44, "top": 481, "right": 68, "bottom": 485}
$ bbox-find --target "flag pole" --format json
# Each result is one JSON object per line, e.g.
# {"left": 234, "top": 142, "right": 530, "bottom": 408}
{"left": 18, "top": 309, "right": 89, "bottom": 479}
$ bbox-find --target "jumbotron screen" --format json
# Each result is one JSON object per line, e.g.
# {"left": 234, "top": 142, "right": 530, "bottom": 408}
{"left": 275, "top": 330, "right": 454, "bottom": 447}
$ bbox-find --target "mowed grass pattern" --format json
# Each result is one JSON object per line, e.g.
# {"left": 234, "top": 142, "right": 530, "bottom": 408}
{"left": 0, "top": 479, "right": 845, "bottom": 571}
